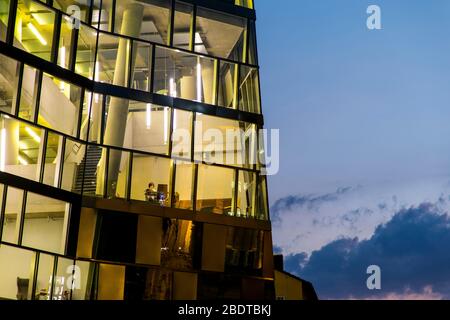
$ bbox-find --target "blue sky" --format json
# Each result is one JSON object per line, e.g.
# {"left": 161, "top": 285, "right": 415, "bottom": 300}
{"left": 256, "top": 0, "right": 450, "bottom": 299}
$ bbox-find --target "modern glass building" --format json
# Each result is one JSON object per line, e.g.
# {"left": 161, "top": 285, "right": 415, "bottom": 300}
{"left": 0, "top": 0, "right": 277, "bottom": 300}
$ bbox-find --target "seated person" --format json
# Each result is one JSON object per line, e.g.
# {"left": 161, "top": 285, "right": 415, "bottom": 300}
{"left": 145, "top": 182, "right": 158, "bottom": 202}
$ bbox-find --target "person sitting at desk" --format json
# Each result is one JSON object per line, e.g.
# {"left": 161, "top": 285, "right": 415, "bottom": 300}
{"left": 145, "top": 182, "right": 158, "bottom": 202}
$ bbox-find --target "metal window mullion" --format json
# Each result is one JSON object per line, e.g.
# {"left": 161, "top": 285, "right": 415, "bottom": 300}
{"left": 30, "top": 251, "right": 40, "bottom": 301}
{"left": 68, "top": 26, "right": 79, "bottom": 72}
{"left": 99, "top": 94, "right": 106, "bottom": 144}
{"left": 189, "top": 5, "right": 197, "bottom": 52}
{"left": 213, "top": 59, "right": 219, "bottom": 106}
{"left": 11, "top": 62, "right": 24, "bottom": 117}
{"left": 190, "top": 112, "right": 196, "bottom": 163}
{"left": 192, "top": 163, "right": 198, "bottom": 213}
{"left": 0, "top": 186, "right": 8, "bottom": 241}
{"left": 103, "top": 147, "right": 109, "bottom": 198}
{"left": 51, "top": 12, "right": 62, "bottom": 65}
{"left": 126, "top": 152, "right": 133, "bottom": 200}
{"left": 76, "top": 89, "right": 85, "bottom": 139}
{"left": 242, "top": 18, "right": 249, "bottom": 64}
{"left": 168, "top": 0, "right": 176, "bottom": 46}
{"left": 149, "top": 45, "right": 156, "bottom": 93}
{"left": 32, "top": 70, "right": 44, "bottom": 124}
{"left": 17, "top": 190, "right": 27, "bottom": 246}
{"left": 170, "top": 161, "right": 177, "bottom": 208}
{"left": 109, "top": 0, "right": 116, "bottom": 33}
{"left": 38, "top": 130, "right": 49, "bottom": 183}
{"left": 127, "top": 39, "right": 134, "bottom": 88}
{"left": 233, "top": 63, "right": 240, "bottom": 110}
{"left": 49, "top": 256, "right": 58, "bottom": 300}
{"left": 56, "top": 136, "right": 67, "bottom": 189}
{"left": 232, "top": 169, "right": 239, "bottom": 216}
{"left": 5, "top": 0, "right": 18, "bottom": 46}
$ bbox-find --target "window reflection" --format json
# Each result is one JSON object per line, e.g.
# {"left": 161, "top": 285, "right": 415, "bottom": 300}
{"left": 161, "top": 218, "right": 198, "bottom": 270}
{"left": 196, "top": 165, "right": 235, "bottom": 215}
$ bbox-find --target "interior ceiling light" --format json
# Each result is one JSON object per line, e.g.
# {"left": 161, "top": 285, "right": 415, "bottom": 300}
{"left": 25, "top": 126, "right": 41, "bottom": 143}
{"left": 27, "top": 22, "right": 47, "bottom": 46}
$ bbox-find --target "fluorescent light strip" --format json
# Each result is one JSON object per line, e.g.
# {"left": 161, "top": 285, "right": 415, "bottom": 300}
{"left": 27, "top": 23, "right": 47, "bottom": 46}
{"left": 146, "top": 103, "right": 152, "bottom": 129}
{"left": 169, "top": 78, "right": 177, "bottom": 97}
{"left": 197, "top": 59, "right": 202, "bottom": 102}
{"left": 18, "top": 155, "right": 28, "bottom": 165}
{"left": 164, "top": 107, "right": 168, "bottom": 144}
{"left": 25, "top": 127, "right": 41, "bottom": 143}
{"left": 94, "top": 62, "right": 100, "bottom": 103}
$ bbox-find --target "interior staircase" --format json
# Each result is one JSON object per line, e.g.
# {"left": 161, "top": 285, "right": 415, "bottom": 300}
{"left": 73, "top": 145, "right": 103, "bottom": 195}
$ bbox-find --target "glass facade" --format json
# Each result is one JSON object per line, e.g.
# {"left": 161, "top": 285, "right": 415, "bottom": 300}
{"left": 0, "top": 0, "right": 272, "bottom": 300}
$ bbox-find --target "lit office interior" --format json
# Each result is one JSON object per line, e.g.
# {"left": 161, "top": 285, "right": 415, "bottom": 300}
{"left": 0, "top": 0, "right": 272, "bottom": 300}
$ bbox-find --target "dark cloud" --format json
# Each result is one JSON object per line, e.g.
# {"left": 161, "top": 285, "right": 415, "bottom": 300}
{"left": 270, "top": 186, "right": 355, "bottom": 224}
{"left": 284, "top": 203, "right": 450, "bottom": 299}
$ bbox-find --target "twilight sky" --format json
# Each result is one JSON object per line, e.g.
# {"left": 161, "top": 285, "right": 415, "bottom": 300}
{"left": 256, "top": 0, "right": 450, "bottom": 299}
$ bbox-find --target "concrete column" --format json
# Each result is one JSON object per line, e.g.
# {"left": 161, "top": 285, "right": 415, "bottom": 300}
{"left": 202, "top": 66, "right": 215, "bottom": 104}
{"left": 97, "top": 3, "right": 144, "bottom": 197}
{"left": 180, "top": 76, "right": 196, "bottom": 101}
{"left": 3, "top": 118, "right": 19, "bottom": 165}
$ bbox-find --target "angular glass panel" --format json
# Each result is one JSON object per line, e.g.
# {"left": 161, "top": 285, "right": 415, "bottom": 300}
{"left": 87, "top": 92, "right": 103, "bottom": 143}
{"left": 256, "top": 175, "right": 268, "bottom": 220}
{"left": 0, "top": 53, "right": 19, "bottom": 115}
{"left": 195, "top": 7, "right": 246, "bottom": 62}
{"left": 106, "top": 148, "right": 130, "bottom": 199}
{"left": 39, "top": 73, "right": 81, "bottom": 136}
{"left": 104, "top": 99, "right": 170, "bottom": 155}
{"left": 92, "top": 0, "right": 113, "bottom": 31}
{"left": 34, "top": 253, "right": 54, "bottom": 300}
{"left": 2, "top": 186, "right": 23, "bottom": 244}
{"left": 171, "top": 109, "right": 192, "bottom": 161}
{"left": 173, "top": 162, "right": 193, "bottom": 209}
{"left": 51, "top": 257, "right": 73, "bottom": 300}
{"left": 85, "top": 144, "right": 107, "bottom": 197}
{"left": 0, "top": 117, "right": 42, "bottom": 180}
{"left": 22, "top": 192, "right": 70, "bottom": 254}
{"left": 161, "top": 219, "right": 198, "bottom": 270}
{"left": 236, "top": 170, "right": 256, "bottom": 218}
{"left": 225, "top": 227, "right": 264, "bottom": 273}
{"left": 72, "top": 260, "right": 94, "bottom": 300}
{"left": 75, "top": 23, "right": 97, "bottom": 79}
{"left": 154, "top": 46, "right": 215, "bottom": 104}
{"left": 239, "top": 65, "right": 260, "bottom": 113}
{"left": 96, "top": 32, "right": 131, "bottom": 86}
{"left": 195, "top": 114, "right": 257, "bottom": 168}
{"left": 196, "top": 165, "right": 235, "bottom": 215}
{"left": 173, "top": 1, "right": 193, "bottom": 50}
{"left": 130, "top": 153, "right": 172, "bottom": 206}
{"left": 0, "top": 0, "right": 10, "bottom": 42}
{"left": 14, "top": 0, "right": 55, "bottom": 61}
{"left": 58, "top": 15, "right": 75, "bottom": 70}
{"left": 18, "top": 64, "right": 38, "bottom": 122}
{"left": 218, "top": 60, "right": 237, "bottom": 109}
{"left": 131, "top": 40, "right": 152, "bottom": 91}
{"left": 247, "top": 20, "right": 258, "bottom": 65}
{"left": 0, "top": 244, "right": 34, "bottom": 300}
{"left": 115, "top": 0, "right": 171, "bottom": 44}
{"left": 42, "top": 131, "right": 64, "bottom": 187}
{"left": 61, "top": 137, "right": 85, "bottom": 193}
